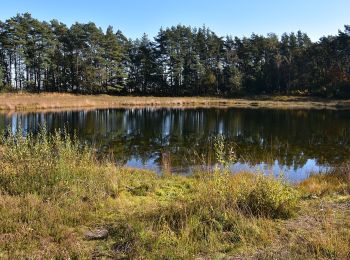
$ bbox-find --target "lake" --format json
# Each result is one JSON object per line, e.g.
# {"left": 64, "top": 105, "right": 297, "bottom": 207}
{"left": 1, "top": 108, "right": 350, "bottom": 181}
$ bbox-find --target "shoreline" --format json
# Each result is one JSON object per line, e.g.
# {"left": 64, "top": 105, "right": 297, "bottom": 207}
{"left": 1, "top": 93, "right": 350, "bottom": 112}
{"left": 1, "top": 129, "right": 349, "bottom": 258}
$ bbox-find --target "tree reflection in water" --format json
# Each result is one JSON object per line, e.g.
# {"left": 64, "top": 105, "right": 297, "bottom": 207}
{"left": 1, "top": 108, "right": 349, "bottom": 181}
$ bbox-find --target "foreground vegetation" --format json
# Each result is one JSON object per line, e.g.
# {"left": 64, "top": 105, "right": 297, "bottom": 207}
{"left": 0, "top": 14, "right": 349, "bottom": 97}
{"left": 0, "top": 130, "right": 349, "bottom": 259}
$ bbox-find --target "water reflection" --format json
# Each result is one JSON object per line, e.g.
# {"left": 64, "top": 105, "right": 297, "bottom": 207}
{"left": 1, "top": 108, "right": 349, "bottom": 181}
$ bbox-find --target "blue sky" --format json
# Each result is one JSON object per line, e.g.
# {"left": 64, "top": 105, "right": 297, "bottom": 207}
{"left": 0, "top": 0, "right": 348, "bottom": 41}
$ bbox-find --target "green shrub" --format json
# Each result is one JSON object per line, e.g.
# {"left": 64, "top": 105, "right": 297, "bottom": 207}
{"left": 234, "top": 174, "right": 300, "bottom": 218}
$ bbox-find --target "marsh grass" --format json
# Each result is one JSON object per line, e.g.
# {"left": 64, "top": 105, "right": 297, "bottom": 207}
{"left": 1, "top": 93, "right": 350, "bottom": 112}
{"left": 0, "top": 129, "right": 349, "bottom": 259}
{"left": 0, "top": 127, "right": 120, "bottom": 258}
{"left": 299, "top": 162, "right": 350, "bottom": 196}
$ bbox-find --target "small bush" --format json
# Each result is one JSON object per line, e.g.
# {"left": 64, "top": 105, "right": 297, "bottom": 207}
{"left": 233, "top": 174, "right": 300, "bottom": 218}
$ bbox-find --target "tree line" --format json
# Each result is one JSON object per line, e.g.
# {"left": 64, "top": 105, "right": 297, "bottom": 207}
{"left": 0, "top": 13, "right": 349, "bottom": 97}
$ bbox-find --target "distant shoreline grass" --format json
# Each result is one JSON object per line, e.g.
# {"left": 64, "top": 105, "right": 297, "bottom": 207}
{"left": 1, "top": 93, "right": 350, "bottom": 112}
{"left": 0, "top": 129, "right": 349, "bottom": 258}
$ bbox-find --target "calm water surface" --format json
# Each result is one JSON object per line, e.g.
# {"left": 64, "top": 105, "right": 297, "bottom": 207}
{"left": 1, "top": 108, "right": 350, "bottom": 181}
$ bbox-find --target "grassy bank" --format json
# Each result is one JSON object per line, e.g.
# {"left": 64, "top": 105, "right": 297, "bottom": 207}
{"left": 1, "top": 93, "right": 350, "bottom": 112}
{"left": 0, "top": 131, "right": 349, "bottom": 259}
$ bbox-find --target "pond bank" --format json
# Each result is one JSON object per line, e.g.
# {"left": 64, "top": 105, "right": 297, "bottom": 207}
{"left": 1, "top": 93, "right": 350, "bottom": 112}
{"left": 0, "top": 130, "right": 349, "bottom": 259}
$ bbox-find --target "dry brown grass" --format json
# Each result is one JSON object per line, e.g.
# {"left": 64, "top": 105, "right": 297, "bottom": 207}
{"left": 0, "top": 93, "right": 350, "bottom": 112}
{"left": 299, "top": 163, "right": 350, "bottom": 196}
{"left": 235, "top": 196, "right": 350, "bottom": 260}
